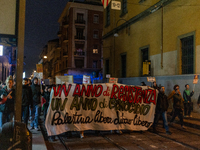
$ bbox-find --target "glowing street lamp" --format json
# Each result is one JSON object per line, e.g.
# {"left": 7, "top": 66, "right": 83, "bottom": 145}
{"left": 44, "top": 55, "right": 47, "bottom": 59}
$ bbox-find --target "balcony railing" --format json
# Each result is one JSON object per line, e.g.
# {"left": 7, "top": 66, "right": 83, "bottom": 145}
{"left": 57, "top": 31, "right": 62, "bottom": 37}
{"left": 56, "top": 44, "right": 61, "bottom": 49}
{"left": 75, "top": 20, "right": 85, "bottom": 24}
{"left": 74, "top": 35, "right": 85, "bottom": 40}
{"left": 74, "top": 51, "right": 85, "bottom": 56}
{"left": 63, "top": 20, "right": 69, "bottom": 25}
{"left": 63, "top": 37, "right": 69, "bottom": 42}
{"left": 63, "top": 51, "right": 68, "bottom": 56}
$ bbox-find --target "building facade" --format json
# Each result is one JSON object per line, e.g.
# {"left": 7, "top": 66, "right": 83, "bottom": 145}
{"left": 57, "top": 0, "right": 103, "bottom": 78}
{"left": 103, "top": 0, "right": 200, "bottom": 78}
{"left": 39, "top": 39, "right": 59, "bottom": 81}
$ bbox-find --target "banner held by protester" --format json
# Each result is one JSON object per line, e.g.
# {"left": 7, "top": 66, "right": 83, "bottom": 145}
{"left": 45, "top": 83, "right": 158, "bottom": 136}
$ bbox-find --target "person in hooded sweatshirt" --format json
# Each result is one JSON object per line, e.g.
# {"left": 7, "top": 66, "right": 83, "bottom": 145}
{"left": 22, "top": 78, "right": 33, "bottom": 126}
{"left": 0, "top": 75, "right": 15, "bottom": 128}
{"left": 30, "top": 77, "right": 41, "bottom": 131}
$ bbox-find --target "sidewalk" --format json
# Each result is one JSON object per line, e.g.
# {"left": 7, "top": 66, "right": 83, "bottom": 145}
{"left": 31, "top": 116, "right": 47, "bottom": 150}
{"left": 32, "top": 126, "right": 47, "bottom": 150}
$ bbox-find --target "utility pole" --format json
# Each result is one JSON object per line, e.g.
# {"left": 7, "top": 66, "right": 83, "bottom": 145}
{"left": 15, "top": 0, "right": 26, "bottom": 122}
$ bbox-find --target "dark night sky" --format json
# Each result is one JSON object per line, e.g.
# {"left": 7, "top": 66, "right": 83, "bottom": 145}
{"left": 24, "top": 0, "right": 68, "bottom": 77}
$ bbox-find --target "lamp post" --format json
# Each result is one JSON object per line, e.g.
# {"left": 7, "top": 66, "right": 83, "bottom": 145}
{"left": 113, "top": 19, "right": 130, "bottom": 76}
{"left": 114, "top": 19, "right": 130, "bottom": 37}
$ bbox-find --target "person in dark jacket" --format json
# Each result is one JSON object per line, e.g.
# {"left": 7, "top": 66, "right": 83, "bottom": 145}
{"left": 41, "top": 85, "right": 51, "bottom": 122}
{"left": 30, "top": 77, "right": 41, "bottom": 131}
{"left": 152, "top": 86, "right": 171, "bottom": 135}
{"left": 183, "top": 84, "right": 194, "bottom": 117}
{"left": 0, "top": 76, "right": 15, "bottom": 128}
{"left": 152, "top": 81, "right": 160, "bottom": 92}
{"left": 0, "top": 87, "right": 6, "bottom": 129}
{"left": 28, "top": 79, "right": 32, "bottom": 86}
{"left": 197, "top": 94, "right": 200, "bottom": 108}
{"left": 22, "top": 78, "right": 33, "bottom": 125}
{"left": 169, "top": 85, "right": 186, "bottom": 129}
{"left": 141, "top": 82, "right": 146, "bottom": 86}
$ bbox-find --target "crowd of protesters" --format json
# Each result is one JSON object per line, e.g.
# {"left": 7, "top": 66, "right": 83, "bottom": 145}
{"left": 0, "top": 75, "right": 198, "bottom": 139}
{"left": 0, "top": 76, "right": 53, "bottom": 133}
{"left": 140, "top": 81, "right": 195, "bottom": 135}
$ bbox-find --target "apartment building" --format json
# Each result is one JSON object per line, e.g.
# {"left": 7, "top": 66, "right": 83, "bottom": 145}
{"left": 57, "top": 0, "right": 103, "bottom": 78}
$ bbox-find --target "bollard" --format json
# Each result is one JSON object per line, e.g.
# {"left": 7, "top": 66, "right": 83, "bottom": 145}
{"left": 0, "top": 121, "right": 32, "bottom": 150}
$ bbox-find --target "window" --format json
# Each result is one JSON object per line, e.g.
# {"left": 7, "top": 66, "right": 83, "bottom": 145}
{"left": 75, "top": 59, "right": 84, "bottom": 68}
{"left": 106, "top": 4, "right": 110, "bottom": 26}
{"left": 121, "top": 54, "right": 126, "bottom": 77}
{"left": 77, "top": 13, "right": 84, "bottom": 21}
{"left": 141, "top": 47, "right": 150, "bottom": 76}
{"left": 93, "top": 45, "right": 98, "bottom": 54}
{"left": 0, "top": 45, "right": 3, "bottom": 56}
{"left": 93, "top": 61, "right": 97, "bottom": 68}
{"left": 66, "top": 59, "right": 68, "bottom": 67}
{"left": 93, "top": 30, "right": 99, "bottom": 39}
{"left": 76, "top": 28, "right": 84, "bottom": 38}
{"left": 121, "top": 0, "right": 127, "bottom": 16}
{"left": 141, "top": 47, "right": 149, "bottom": 63}
{"left": 181, "top": 35, "right": 194, "bottom": 74}
{"left": 93, "top": 14, "right": 99, "bottom": 23}
{"left": 105, "top": 59, "right": 109, "bottom": 74}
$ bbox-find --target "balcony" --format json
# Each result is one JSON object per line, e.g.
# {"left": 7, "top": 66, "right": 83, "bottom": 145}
{"left": 63, "top": 37, "right": 69, "bottom": 43}
{"left": 57, "top": 31, "right": 62, "bottom": 37}
{"left": 63, "top": 51, "right": 68, "bottom": 57}
{"left": 56, "top": 44, "right": 61, "bottom": 50}
{"left": 63, "top": 20, "right": 69, "bottom": 28}
{"left": 74, "top": 51, "right": 85, "bottom": 56}
{"left": 75, "top": 20, "right": 85, "bottom": 24}
{"left": 74, "top": 35, "right": 85, "bottom": 40}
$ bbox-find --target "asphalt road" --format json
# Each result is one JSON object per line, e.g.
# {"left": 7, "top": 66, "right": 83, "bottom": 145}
{"left": 41, "top": 120, "right": 200, "bottom": 150}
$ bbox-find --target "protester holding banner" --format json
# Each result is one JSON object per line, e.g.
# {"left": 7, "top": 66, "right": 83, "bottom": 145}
{"left": 41, "top": 85, "right": 51, "bottom": 122}
{"left": 169, "top": 85, "right": 186, "bottom": 129}
{"left": 22, "top": 78, "right": 33, "bottom": 126}
{"left": 30, "top": 77, "right": 41, "bottom": 131}
{"left": 141, "top": 82, "right": 146, "bottom": 86}
{"left": 152, "top": 86, "right": 171, "bottom": 135}
{"left": 183, "top": 84, "right": 194, "bottom": 117}
{"left": 152, "top": 81, "right": 159, "bottom": 91}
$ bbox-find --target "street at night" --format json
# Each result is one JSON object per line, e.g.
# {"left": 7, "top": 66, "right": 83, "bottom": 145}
{"left": 2, "top": 0, "right": 200, "bottom": 149}
{"left": 39, "top": 111, "right": 200, "bottom": 150}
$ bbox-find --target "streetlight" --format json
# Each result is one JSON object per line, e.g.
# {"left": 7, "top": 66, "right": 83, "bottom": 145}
{"left": 113, "top": 19, "right": 130, "bottom": 37}
{"left": 44, "top": 55, "right": 47, "bottom": 59}
{"left": 112, "top": 19, "right": 130, "bottom": 77}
